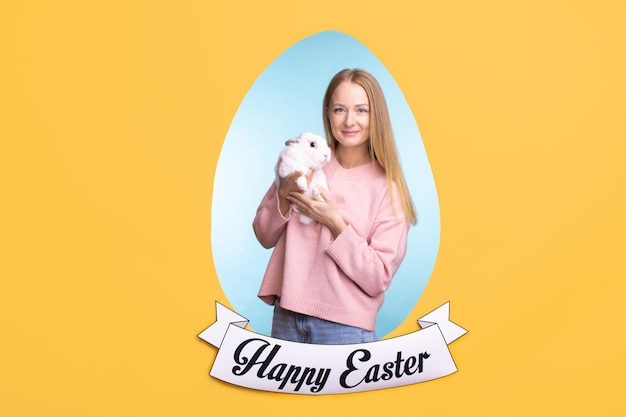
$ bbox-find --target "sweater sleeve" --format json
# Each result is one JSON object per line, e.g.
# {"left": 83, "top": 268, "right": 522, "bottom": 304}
{"left": 252, "top": 182, "right": 292, "bottom": 249}
{"left": 325, "top": 192, "right": 409, "bottom": 298}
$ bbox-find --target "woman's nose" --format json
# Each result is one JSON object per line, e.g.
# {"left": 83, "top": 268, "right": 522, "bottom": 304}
{"left": 345, "top": 111, "right": 355, "bottom": 126}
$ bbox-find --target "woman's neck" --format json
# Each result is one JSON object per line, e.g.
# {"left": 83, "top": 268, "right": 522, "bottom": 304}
{"left": 335, "top": 145, "right": 371, "bottom": 169}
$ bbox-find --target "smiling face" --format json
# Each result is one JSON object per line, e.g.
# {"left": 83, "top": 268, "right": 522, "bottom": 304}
{"left": 327, "top": 81, "right": 371, "bottom": 158}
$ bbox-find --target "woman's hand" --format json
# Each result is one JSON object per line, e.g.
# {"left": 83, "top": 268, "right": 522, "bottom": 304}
{"left": 287, "top": 186, "right": 347, "bottom": 238}
{"left": 277, "top": 167, "right": 312, "bottom": 216}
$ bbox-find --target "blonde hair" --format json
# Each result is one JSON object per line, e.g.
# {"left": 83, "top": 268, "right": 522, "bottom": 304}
{"left": 322, "top": 69, "right": 417, "bottom": 225}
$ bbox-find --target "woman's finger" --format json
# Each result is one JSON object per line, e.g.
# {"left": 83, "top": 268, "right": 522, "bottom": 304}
{"left": 316, "top": 186, "right": 332, "bottom": 202}
{"left": 290, "top": 192, "right": 316, "bottom": 211}
{"left": 287, "top": 171, "right": 304, "bottom": 180}
{"left": 287, "top": 192, "right": 304, "bottom": 207}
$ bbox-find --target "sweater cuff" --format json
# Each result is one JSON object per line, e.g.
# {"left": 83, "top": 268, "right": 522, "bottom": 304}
{"left": 326, "top": 224, "right": 359, "bottom": 261}
{"left": 271, "top": 189, "right": 292, "bottom": 223}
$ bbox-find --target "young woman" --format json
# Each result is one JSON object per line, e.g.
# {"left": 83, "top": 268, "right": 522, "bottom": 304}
{"left": 253, "top": 68, "right": 417, "bottom": 345}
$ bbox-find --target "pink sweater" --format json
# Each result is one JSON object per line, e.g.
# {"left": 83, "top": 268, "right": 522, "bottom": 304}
{"left": 252, "top": 154, "right": 409, "bottom": 331}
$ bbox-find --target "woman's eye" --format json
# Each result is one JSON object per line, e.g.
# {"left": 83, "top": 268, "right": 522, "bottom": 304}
{"left": 358, "top": 108, "right": 368, "bottom": 113}
{"left": 334, "top": 108, "right": 344, "bottom": 113}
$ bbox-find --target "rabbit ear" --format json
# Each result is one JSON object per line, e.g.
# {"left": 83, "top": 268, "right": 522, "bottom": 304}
{"left": 285, "top": 138, "right": 300, "bottom": 146}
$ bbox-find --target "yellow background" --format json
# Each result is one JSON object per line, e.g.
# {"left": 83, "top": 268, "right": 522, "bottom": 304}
{"left": 2, "top": 1, "right": 625, "bottom": 415}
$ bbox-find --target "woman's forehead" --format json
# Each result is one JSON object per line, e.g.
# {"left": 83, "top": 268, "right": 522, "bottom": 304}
{"left": 330, "top": 82, "right": 369, "bottom": 105}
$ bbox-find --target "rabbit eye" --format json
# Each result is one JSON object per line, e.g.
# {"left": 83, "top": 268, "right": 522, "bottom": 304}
{"left": 310, "top": 142, "right": 317, "bottom": 148}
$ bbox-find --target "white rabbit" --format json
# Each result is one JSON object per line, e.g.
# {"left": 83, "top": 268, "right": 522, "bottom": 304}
{"left": 276, "top": 132, "right": 331, "bottom": 224}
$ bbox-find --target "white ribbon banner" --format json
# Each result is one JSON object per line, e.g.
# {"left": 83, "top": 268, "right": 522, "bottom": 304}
{"left": 198, "top": 302, "right": 467, "bottom": 395}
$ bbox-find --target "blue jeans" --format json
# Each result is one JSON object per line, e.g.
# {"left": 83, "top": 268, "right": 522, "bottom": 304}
{"left": 271, "top": 299, "right": 376, "bottom": 345}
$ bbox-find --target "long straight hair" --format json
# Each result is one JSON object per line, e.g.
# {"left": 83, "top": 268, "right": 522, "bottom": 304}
{"left": 322, "top": 69, "right": 417, "bottom": 225}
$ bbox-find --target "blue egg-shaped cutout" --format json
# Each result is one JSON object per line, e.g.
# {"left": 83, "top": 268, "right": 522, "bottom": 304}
{"left": 212, "top": 30, "right": 440, "bottom": 338}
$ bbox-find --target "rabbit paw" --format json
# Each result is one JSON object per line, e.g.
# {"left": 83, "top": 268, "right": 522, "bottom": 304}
{"left": 295, "top": 175, "right": 308, "bottom": 191}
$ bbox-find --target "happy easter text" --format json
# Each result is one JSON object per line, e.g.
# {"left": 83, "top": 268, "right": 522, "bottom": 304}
{"left": 231, "top": 338, "right": 431, "bottom": 393}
